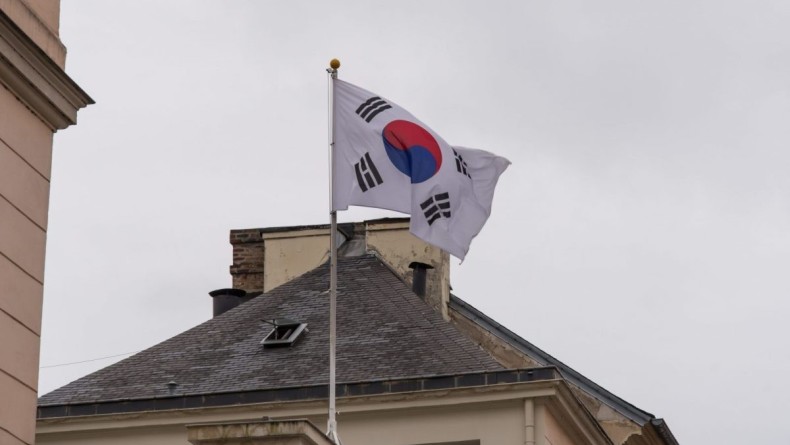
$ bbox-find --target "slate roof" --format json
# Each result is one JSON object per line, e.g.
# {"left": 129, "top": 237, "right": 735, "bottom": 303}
{"left": 39, "top": 255, "right": 504, "bottom": 406}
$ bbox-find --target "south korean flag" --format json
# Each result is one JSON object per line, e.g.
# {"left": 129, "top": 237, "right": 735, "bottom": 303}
{"left": 332, "top": 79, "right": 510, "bottom": 260}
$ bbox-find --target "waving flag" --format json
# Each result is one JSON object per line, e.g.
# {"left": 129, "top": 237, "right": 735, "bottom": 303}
{"left": 332, "top": 79, "right": 510, "bottom": 260}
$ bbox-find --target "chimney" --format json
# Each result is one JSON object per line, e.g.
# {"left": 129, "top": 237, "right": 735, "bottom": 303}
{"left": 209, "top": 288, "right": 250, "bottom": 317}
{"left": 229, "top": 229, "right": 265, "bottom": 292}
{"left": 227, "top": 219, "right": 451, "bottom": 319}
{"left": 365, "top": 219, "right": 451, "bottom": 320}
{"left": 408, "top": 262, "right": 434, "bottom": 299}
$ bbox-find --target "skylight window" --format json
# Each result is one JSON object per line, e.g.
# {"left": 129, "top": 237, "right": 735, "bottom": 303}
{"left": 261, "top": 318, "right": 307, "bottom": 348}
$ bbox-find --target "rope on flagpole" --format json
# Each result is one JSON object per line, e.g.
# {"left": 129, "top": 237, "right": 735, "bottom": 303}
{"left": 326, "top": 57, "right": 341, "bottom": 445}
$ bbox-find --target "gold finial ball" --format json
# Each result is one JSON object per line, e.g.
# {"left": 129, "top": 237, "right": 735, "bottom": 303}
{"left": 329, "top": 58, "right": 341, "bottom": 70}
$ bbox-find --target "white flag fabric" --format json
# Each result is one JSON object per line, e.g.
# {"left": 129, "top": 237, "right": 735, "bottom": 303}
{"left": 332, "top": 79, "right": 510, "bottom": 260}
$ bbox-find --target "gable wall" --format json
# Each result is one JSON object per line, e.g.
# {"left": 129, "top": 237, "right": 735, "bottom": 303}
{"left": 448, "top": 307, "right": 643, "bottom": 445}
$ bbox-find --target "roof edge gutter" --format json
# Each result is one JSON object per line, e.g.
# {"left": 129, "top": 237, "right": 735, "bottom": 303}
{"left": 649, "top": 419, "right": 680, "bottom": 445}
{"left": 37, "top": 368, "right": 560, "bottom": 420}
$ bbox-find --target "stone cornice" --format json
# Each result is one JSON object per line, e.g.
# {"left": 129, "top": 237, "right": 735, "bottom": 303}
{"left": 186, "top": 420, "right": 334, "bottom": 445}
{"left": 0, "top": 9, "right": 92, "bottom": 131}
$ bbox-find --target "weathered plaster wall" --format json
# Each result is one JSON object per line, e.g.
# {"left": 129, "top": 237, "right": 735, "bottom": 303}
{"left": 230, "top": 227, "right": 330, "bottom": 293}
{"left": 364, "top": 220, "right": 449, "bottom": 319}
{"left": 543, "top": 407, "right": 576, "bottom": 445}
{"left": 448, "top": 310, "right": 543, "bottom": 369}
{"left": 571, "top": 384, "right": 641, "bottom": 445}
{"left": 262, "top": 229, "right": 331, "bottom": 293}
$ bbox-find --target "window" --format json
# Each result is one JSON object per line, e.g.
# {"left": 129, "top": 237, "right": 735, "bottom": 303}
{"left": 261, "top": 319, "right": 307, "bottom": 348}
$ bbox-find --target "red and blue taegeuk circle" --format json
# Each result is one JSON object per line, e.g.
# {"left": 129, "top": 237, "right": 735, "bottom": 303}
{"left": 382, "top": 120, "right": 442, "bottom": 184}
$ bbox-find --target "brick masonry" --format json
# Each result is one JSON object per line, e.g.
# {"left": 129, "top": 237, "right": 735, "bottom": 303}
{"left": 229, "top": 229, "right": 264, "bottom": 292}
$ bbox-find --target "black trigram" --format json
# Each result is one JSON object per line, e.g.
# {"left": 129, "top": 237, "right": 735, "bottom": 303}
{"left": 453, "top": 149, "right": 471, "bottom": 178}
{"left": 355, "top": 96, "right": 392, "bottom": 123}
{"left": 354, "top": 152, "right": 383, "bottom": 192}
{"left": 420, "top": 192, "right": 451, "bottom": 225}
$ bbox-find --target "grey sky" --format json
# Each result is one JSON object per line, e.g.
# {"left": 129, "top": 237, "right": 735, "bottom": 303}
{"left": 41, "top": 1, "right": 790, "bottom": 443}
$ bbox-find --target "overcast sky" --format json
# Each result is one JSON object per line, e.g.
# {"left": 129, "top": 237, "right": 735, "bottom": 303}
{"left": 40, "top": 1, "right": 790, "bottom": 443}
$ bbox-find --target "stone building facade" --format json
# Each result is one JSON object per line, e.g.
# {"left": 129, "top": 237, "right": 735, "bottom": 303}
{"left": 0, "top": 2, "right": 91, "bottom": 444}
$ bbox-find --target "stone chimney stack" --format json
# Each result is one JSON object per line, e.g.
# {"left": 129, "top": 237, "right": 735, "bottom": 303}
{"left": 228, "top": 219, "right": 451, "bottom": 319}
{"left": 229, "top": 229, "right": 265, "bottom": 292}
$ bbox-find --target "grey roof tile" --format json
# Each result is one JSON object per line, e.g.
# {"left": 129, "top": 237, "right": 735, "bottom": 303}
{"left": 40, "top": 255, "right": 503, "bottom": 406}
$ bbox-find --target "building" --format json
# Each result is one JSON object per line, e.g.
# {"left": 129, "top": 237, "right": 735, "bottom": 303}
{"left": 36, "top": 219, "right": 678, "bottom": 445}
{"left": 0, "top": 2, "right": 92, "bottom": 444}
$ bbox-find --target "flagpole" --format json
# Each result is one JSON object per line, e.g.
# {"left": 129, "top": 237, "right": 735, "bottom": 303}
{"left": 326, "top": 58, "right": 341, "bottom": 445}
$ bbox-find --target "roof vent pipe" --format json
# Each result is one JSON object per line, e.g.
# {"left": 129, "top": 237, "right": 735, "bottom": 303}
{"left": 408, "top": 262, "right": 434, "bottom": 299}
{"left": 209, "top": 288, "right": 248, "bottom": 317}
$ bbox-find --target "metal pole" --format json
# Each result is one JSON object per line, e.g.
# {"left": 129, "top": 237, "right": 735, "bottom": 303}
{"left": 326, "top": 58, "right": 340, "bottom": 445}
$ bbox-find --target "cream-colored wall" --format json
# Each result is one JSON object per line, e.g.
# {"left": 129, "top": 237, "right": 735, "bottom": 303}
{"left": 262, "top": 229, "right": 330, "bottom": 292}
{"left": 365, "top": 220, "right": 446, "bottom": 274}
{"left": 543, "top": 407, "right": 576, "bottom": 445}
{"left": 38, "top": 425, "right": 186, "bottom": 445}
{"left": 38, "top": 399, "right": 526, "bottom": 445}
{"left": 570, "top": 384, "right": 641, "bottom": 445}
{"left": 0, "top": 2, "right": 69, "bottom": 444}
{"left": 0, "top": 84, "right": 54, "bottom": 180}
{"left": 1, "top": 370, "right": 38, "bottom": 444}
{"left": 339, "top": 400, "right": 523, "bottom": 445}
{"left": 257, "top": 220, "right": 450, "bottom": 299}
{"left": 38, "top": 383, "right": 608, "bottom": 445}
{"left": 0, "top": 49, "right": 53, "bottom": 445}
{"left": 0, "top": 246, "right": 43, "bottom": 328}
{"left": 20, "top": 0, "right": 59, "bottom": 34}
{"left": 0, "top": 0, "right": 65, "bottom": 67}
{"left": 365, "top": 221, "right": 450, "bottom": 319}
